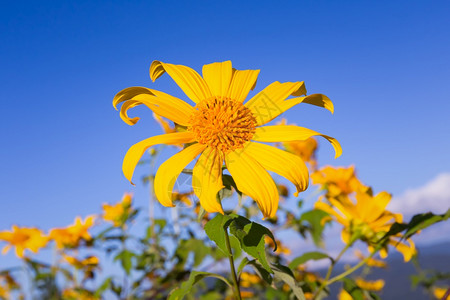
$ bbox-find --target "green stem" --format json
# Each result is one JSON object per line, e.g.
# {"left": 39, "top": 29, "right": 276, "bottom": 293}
{"left": 327, "top": 247, "right": 379, "bottom": 285}
{"left": 313, "top": 243, "right": 351, "bottom": 299}
{"left": 224, "top": 226, "right": 242, "bottom": 300}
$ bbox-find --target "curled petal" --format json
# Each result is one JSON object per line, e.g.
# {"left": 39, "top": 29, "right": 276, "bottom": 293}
{"left": 243, "top": 142, "right": 309, "bottom": 196}
{"left": 123, "top": 132, "right": 195, "bottom": 184}
{"left": 113, "top": 87, "right": 194, "bottom": 126}
{"left": 154, "top": 143, "right": 206, "bottom": 207}
{"left": 192, "top": 147, "right": 225, "bottom": 214}
{"left": 225, "top": 150, "right": 279, "bottom": 219}
{"left": 150, "top": 61, "right": 211, "bottom": 103}
{"left": 253, "top": 125, "right": 342, "bottom": 159}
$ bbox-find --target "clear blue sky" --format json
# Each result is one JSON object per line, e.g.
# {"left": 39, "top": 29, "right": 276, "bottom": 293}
{"left": 1, "top": 1, "right": 449, "bottom": 236}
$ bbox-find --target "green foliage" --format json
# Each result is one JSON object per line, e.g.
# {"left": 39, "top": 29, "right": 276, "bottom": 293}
{"left": 383, "top": 209, "right": 450, "bottom": 241}
{"left": 299, "top": 209, "right": 330, "bottom": 246}
{"left": 272, "top": 263, "right": 306, "bottom": 300}
{"left": 168, "top": 271, "right": 231, "bottom": 300}
{"left": 289, "top": 252, "right": 332, "bottom": 270}
{"left": 205, "top": 214, "right": 277, "bottom": 273}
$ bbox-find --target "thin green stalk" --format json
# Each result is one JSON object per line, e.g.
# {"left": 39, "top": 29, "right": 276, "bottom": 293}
{"left": 224, "top": 226, "right": 242, "bottom": 300}
{"left": 327, "top": 247, "right": 379, "bottom": 285}
{"left": 313, "top": 243, "right": 351, "bottom": 299}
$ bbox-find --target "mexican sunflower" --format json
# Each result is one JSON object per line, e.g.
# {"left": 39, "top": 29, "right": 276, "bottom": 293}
{"left": 315, "top": 190, "right": 416, "bottom": 261}
{"left": 113, "top": 61, "right": 342, "bottom": 218}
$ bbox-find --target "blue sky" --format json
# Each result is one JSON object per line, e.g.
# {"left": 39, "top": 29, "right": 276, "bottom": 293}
{"left": 1, "top": 1, "right": 449, "bottom": 243}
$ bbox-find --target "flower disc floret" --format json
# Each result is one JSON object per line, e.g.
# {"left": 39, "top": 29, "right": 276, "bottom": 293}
{"left": 189, "top": 97, "right": 257, "bottom": 153}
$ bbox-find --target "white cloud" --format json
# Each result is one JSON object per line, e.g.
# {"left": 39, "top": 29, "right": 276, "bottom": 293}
{"left": 389, "top": 173, "right": 450, "bottom": 218}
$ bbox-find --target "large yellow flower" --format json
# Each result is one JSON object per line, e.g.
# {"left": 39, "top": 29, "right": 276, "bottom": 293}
{"left": 315, "top": 190, "right": 416, "bottom": 261}
{"left": 0, "top": 226, "right": 48, "bottom": 258}
{"left": 114, "top": 61, "right": 341, "bottom": 218}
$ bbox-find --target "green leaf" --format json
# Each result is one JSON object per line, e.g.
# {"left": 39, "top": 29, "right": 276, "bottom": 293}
{"left": 237, "top": 257, "right": 251, "bottom": 276}
{"left": 300, "top": 209, "right": 330, "bottom": 247}
{"left": 272, "top": 263, "right": 306, "bottom": 300}
{"left": 247, "top": 260, "right": 273, "bottom": 284}
{"left": 342, "top": 278, "right": 364, "bottom": 300}
{"left": 204, "top": 214, "right": 236, "bottom": 255}
{"left": 168, "top": 271, "right": 231, "bottom": 300}
{"left": 289, "top": 252, "right": 332, "bottom": 269}
{"left": 229, "top": 216, "right": 277, "bottom": 273}
{"left": 114, "top": 250, "right": 134, "bottom": 275}
{"left": 94, "top": 277, "right": 112, "bottom": 297}
{"left": 222, "top": 174, "right": 243, "bottom": 200}
{"left": 383, "top": 209, "right": 450, "bottom": 241}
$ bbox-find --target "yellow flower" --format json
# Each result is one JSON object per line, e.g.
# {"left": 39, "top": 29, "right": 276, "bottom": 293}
{"left": 338, "top": 289, "right": 353, "bottom": 300}
{"left": 433, "top": 287, "right": 449, "bottom": 299}
{"left": 114, "top": 61, "right": 341, "bottom": 219}
{"left": 264, "top": 236, "right": 291, "bottom": 255}
{"left": 63, "top": 254, "right": 99, "bottom": 269}
{"left": 315, "top": 190, "right": 416, "bottom": 261}
{"left": 49, "top": 216, "right": 95, "bottom": 249}
{"left": 102, "top": 193, "right": 133, "bottom": 227}
{"left": 240, "top": 272, "right": 261, "bottom": 288}
{"left": 0, "top": 226, "right": 48, "bottom": 258}
{"left": 277, "top": 118, "right": 318, "bottom": 170}
{"left": 354, "top": 250, "right": 387, "bottom": 268}
{"left": 311, "top": 166, "right": 366, "bottom": 197}
{"left": 62, "top": 288, "right": 99, "bottom": 300}
{"left": 355, "top": 278, "right": 385, "bottom": 291}
{"left": 172, "top": 191, "right": 194, "bottom": 206}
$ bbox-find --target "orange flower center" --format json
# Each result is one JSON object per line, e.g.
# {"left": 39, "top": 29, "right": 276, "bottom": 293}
{"left": 189, "top": 97, "right": 257, "bottom": 152}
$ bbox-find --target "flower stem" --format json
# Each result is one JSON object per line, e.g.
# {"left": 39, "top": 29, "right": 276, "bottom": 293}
{"left": 313, "top": 243, "right": 351, "bottom": 299}
{"left": 224, "top": 225, "right": 242, "bottom": 300}
{"left": 327, "top": 247, "right": 379, "bottom": 285}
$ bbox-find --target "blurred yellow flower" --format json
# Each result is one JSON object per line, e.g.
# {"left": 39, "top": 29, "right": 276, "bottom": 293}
{"left": 172, "top": 191, "right": 194, "bottom": 206}
{"left": 114, "top": 60, "right": 341, "bottom": 218}
{"left": 62, "top": 288, "right": 99, "bottom": 300}
{"left": 355, "top": 278, "right": 385, "bottom": 291}
{"left": 0, "top": 226, "right": 48, "bottom": 258}
{"left": 338, "top": 289, "right": 353, "bottom": 300}
{"left": 240, "top": 272, "right": 261, "bottom": 288}
{"left": 315, "top": 190, "right": 416, "bottom": 261}
{"left": 433, "top": 287, "right": 449, "bottom": 299}
{"left": 354, "top": 250, "right": 387, "bottom": 268}
{"left": 311, "top": 166, "right": 366, "bottom": 197}
{"left": 277, "top": 118, "right": 318, "bottom": 170}
{"left": 102, "top": 193, "right": 133, "bottom": 227}
{"left": 265, "top": 236, "right": 291, "bottom": 255}
{"left": 0, "top": 274, "right": 18, "bottom": 299}
{"left": 153, "top": 113, "right": 177, "bottom": 134}
{"left": 49, "top": 216, "right": 95, "bottom": 249}
{"left": 63, "top": 254, "right": 99, "bottom": 269}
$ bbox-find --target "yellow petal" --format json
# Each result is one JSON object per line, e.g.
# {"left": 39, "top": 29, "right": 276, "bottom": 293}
{"left": 1, "top": 245, "right": 11, "bottom": 255}
{"left": 192, "top": 147, "right": 225, "bottom": 214}
{"left": 253, "top": 125, "right": 342, "bottom": 159}
{"left": 314, "top": 201, "right": 348, "bottom": 226}
{"left": 225, "top": 149, "right": 279, "bottom": 219}
{"left": 245, "top": 81, "right": 305, "bottom": 125}
{"left": 113, "top": 87, "right": 194, "bottom": 126}
{"left": 154, "top": 143, "right": 206, "bottom": 207}
{"left": 242, "top": 142, "right": 309, "bottom": 196}
{"left": 123, "top": 132, "right": 195, "bottom": 184}
{"left": 391, "top": 238, "right": 416, "bottom": 262}
{"left": 244, "top": 80, "right": 333, "bottom": 126}
{"left": 227, "top": 68, "right": 260, "bottom": 102}
{"left": 202, "top": 61, "right": 233, "bottom": 98}
{"left": 150, "top": 61, "right": 211, "bottom": 103}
